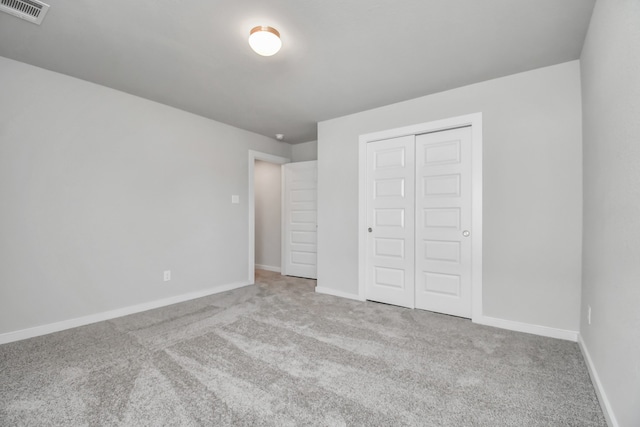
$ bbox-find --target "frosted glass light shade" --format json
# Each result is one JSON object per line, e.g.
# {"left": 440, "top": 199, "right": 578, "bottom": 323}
{"left": 249, "top": 26, "right": 282, "bottom": 56}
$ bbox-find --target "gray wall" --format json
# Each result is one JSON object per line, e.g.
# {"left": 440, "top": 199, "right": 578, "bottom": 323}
{"left": 291, "top": 141, "right": 318, "bottom": 162}
{"left": 580, "top": 1, "right": 640, "bottom": 425}
{"left": 0, "top": 57, "right": 290, "bottom": 335}
{"left": 254, "top": 160, "right": 282, "bottom": 270}
{"left": 317, "top": 61, "right": 583, "bottom": 332}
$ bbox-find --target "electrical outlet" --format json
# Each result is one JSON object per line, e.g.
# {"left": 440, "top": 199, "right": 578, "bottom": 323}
{"left": 164, "top": 270, "right": 171, "bottom": 282}
{"left": 588, "top": 305, "right": 591, "bottom": 325}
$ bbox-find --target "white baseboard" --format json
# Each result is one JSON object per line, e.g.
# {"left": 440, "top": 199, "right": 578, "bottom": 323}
{"left": 0, "top": 281, "right": 251, "bottom": 345}
{"left": 255, "top": 264, "right": 281, "bottom": 273}
{"left": 473, "top": 315, "right": 578, "bottom": 342}
{"left": 315, "top": 286, "right": 364, "bottom": 302}
{"left": 578, "top": 335, "right": 618, "bottom": 427}
{"left": 312, "top": 290, "right": 578, "bottom": 343}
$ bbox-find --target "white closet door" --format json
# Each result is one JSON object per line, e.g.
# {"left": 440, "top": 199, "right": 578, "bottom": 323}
{"left": 365, "top": 136, "right": 415, "bottom": 308}
{"left": 415, "top": 126, "right": 472, "bottom": 318}
{"left": 282, "top": 161, "right": 317, "bottom": 279}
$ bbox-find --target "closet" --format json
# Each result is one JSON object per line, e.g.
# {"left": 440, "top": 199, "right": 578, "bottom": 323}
{"left": 365, "top": 126, "right": 473, "bottom": 318}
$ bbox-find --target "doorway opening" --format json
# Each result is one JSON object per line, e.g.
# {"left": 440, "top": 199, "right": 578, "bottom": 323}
{"left": 247, "top": 150, "right": 289, "bottom": 284}
{"left": 254, "top": 159, "right": 283, "bottom": 273}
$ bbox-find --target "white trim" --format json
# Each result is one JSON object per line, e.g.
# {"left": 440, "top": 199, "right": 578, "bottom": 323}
{"left": 281, "top": 164, "right": 286, "bottom": 275}
{"left": 315, "top": 286, "right": 365, "bottom": 302}
{"left": 255, "top": 264, "right": 281, "bottom": 273}
{"left": 248, "top": 150, "right": 290, "bottom": 285}
{"left": 470, "top": 118, "right": 483, "bottom": 320}
{"left": 578, "top": 335, "right": 619, "bottom": 427}
{"left": 474, "top": 315, "right": 578, "bottom": 342}
{"left": 358, "top": 113, "right": 483, "bottom": 321}
{"left": 0, "top": 281, "right": 251, "bottom": 345}
{"left": 358, "top": 128, "right": 368, "bottom": 303}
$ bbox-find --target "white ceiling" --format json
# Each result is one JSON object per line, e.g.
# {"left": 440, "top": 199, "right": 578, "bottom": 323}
{"left": 0, "top": 0, "right": 595, "bottom": 143}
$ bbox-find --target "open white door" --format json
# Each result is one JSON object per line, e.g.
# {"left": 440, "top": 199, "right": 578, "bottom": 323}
{"left": 282, "top": 161, "right": 317, "bottom": 279}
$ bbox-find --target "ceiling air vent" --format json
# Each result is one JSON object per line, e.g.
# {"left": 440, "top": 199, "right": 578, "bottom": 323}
{"left": 0, "top": 0, "right": 49, "bottom": 25}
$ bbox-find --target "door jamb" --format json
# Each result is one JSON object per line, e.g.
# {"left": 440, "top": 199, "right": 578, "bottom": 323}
{"left": 248, "top": 150, "right": 290, "bottom": 285}
{"left": 357, "top": 113, "right": 483, "bottom": 321}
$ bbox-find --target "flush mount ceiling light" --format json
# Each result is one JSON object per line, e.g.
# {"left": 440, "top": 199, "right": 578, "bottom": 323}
{"left": 248, "top": 26, "right": 282, "bottom": 56}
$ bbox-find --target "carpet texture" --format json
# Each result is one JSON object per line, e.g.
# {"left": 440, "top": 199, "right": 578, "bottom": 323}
{"left": 1, "top": 270, "right": 605, "bottom": 426}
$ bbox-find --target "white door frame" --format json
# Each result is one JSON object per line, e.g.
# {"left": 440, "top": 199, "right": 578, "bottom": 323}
{"left": 358, "top": 113, "right": 483, "bottom": 321}
{"left": 248, "top": 150, "right": 290, "bottom": 284}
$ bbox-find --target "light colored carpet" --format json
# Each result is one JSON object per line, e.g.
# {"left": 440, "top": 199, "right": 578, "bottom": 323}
{"left": 1, "top": 270, "right": 605, "bottom": 426}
